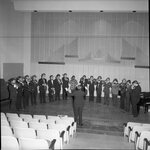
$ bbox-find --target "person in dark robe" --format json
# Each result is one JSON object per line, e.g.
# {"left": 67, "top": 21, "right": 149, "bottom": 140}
{"left": 54, "top": 74, "right": 62, "bottom": 101}
{"left": 119, "top": 78, "right": 127, "bottom": 110}
{"left": 16, "top": 76, "right": 24, "bottom": 111}
{"left": 88, "top": 76, "right": 95, "bottom": 102}
{"left": 103, "top": 77, "right": 112, "bottom": 105}
{"left": 125, "top": 80, "right": 132, "bottom": 112}
{"left": 48, "top": 75, "right": 55, "bottom": 102}
{"left": 23, "top": 75, "right": 31, "bottom": 107}
{"left": 96, "top": 76, "right": 103, "bottom": 103}
{"left": 62, "top": 73, "right": 69, "bottom": 100}
{"left": 38, "top": 73, "right": 47, "bottom": 103}
{"left": 130, "top": 80, "right": 141, "bottom": 117}
{"left": 30, "top": 75, "right": 38, "bottom": 105}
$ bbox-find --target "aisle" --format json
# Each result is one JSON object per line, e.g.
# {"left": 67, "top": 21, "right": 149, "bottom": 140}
{"left": 63, "top": 132, "right": 134, "bottom": 149}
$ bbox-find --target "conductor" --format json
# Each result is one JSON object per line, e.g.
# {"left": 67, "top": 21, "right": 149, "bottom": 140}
{"left": 67, "top": 85, "right": 87, "bottom": 126}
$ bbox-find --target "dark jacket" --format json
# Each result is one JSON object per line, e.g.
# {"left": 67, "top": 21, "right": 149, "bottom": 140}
{"left": 38, "top": 78, "right": 47, "bottom": 92}
{"left": 70, "top": 90, "right": 87, "bottom": 107}
{"left": 96, "top": 81, "right": 102, "bottom": 93}
{"left": 130, "top": 85, "right": 141, "bottom": 104}
{"left": 62, "top": 77, "right": 69, "bottom": 88}
{"left": 54, "top": 79, "right": 61, "bottom": 91}
{"left": 48, "top": 80, "right": 54, "bottom": 91}
{"left": 30, "top": 80, "right": 38, "bottom": 93}
{"left": 88, "top": 80, "right": 95, "bottom": 92}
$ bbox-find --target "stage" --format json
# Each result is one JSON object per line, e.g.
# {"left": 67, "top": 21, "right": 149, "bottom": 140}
{"left": 1, "top": 96, "right": 150, "bottom": 136}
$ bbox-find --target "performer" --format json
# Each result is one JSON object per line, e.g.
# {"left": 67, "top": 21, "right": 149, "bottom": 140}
{"left": 111, "top": 78, "right": 119, "bottom": 107}
{"left": 62, "top": 73, "right": 69, "bottom": 100}
{"left": 38, "top": 73, "right": 47, "bottom": 103}
{"left": 119, "top": 78, "right": 126, "bottom": 110}
{"left": 23, "top": 75, "right": 31, "bottom": 107}
{"left": 130, "top": 80, "right": 141, "bottom": 117}
{"left": 79, "top": 75, "right": 88, "bottom": 100}
{"left": 48, "top": 75, "right": 55, "bottom": 102}
{"left": 8, "top": 78, "right": 17, "bottom": 109}
{"left": 30, "top": 75, "right": 38, "bottom": 105}
{"left": 125, "top": 80, "right": 132, "bottom": 112}
{"left": 88, "top": 76, "right": 95, "bottom": 101}
{"left": 69, "top": 75, "right": 78, "bottom": 116}
{"left": 96, "top": 76, "right": 103, "bottom": 103}
{"left": 54, "top": 74, "right": 62, "bottom": 101}
{"left": 16, "top": 76, "right": 24, "bottom": 111}
{"left": 103, "top": 77, "right": 111, "bottom": 105}
{"left": 68, "top": 85, "right": 87, "bottom": 126}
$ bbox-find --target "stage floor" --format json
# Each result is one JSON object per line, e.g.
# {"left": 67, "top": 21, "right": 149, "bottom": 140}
{"left": 1, "top": 96, "right": 150, "bottom": 135}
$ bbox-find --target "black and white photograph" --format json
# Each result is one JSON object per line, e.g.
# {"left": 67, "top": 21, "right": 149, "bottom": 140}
{"left": 0, "top": 0, "right": 149, "bottom": 149}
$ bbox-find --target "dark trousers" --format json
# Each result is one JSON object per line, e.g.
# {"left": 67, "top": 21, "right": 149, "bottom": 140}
{"left": 16, "top": 94, "right": 22, "bottom": 110}
{"left": 104, "top": 93, "right": 110, "bottom": 105}
{"left": 120, "top": 94, "right": 126, "bottom": 109}
{"left": 96, "top": 91, "right": 101, "bottom": 103}
{"left": 39, "top": 91, "right": 46, "bottom": 103}
{"left": 55, "top": 90, "right": 61, "bottom": 101}
{"left": 48, "top": 90, "right": 54, "bottom": 102}
{"left": 89, "top": 90, "right": 94, "bottom": 101}
{"left": 112, "top": 94, "right": 118, "bottom": 106}
{"left": 31, "top": 92, "right": 37, "bottom": 105}
{"left": 131, "top": 102, "right": 138, "bottom": 117}
{"left": 74, "top": 106, "right": 83, "bottom": 125}
{"left": 125, "top": 95, "right": 130, "bottom": 112}
{"left": 23, "top": 91, "right": 30, "bottom": 108}
{"left": 62, "top": 88, "right": 68, "bottom": 100}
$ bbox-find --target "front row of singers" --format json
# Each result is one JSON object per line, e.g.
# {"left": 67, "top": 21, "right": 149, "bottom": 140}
{"left": 7, "top": 73, "right": 141, "bottom": 117}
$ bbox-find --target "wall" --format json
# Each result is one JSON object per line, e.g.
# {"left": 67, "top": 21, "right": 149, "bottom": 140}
{"left": 31, "top": 12, "right": 149, "bottom": 91}
{"left": 0, "top": 0, "right": 31, "bottom": 78}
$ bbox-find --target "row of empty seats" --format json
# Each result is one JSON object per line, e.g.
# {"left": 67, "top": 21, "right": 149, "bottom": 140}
{"left": 1, "top": 112, "right": 76, "bottom": 150}
{"left": 123, "top": 122, "right": 150, "bottom": 150}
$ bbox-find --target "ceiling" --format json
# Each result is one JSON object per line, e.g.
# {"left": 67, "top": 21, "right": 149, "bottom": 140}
{"left": 12, "top": 0, "right": 148, "bottom": 12}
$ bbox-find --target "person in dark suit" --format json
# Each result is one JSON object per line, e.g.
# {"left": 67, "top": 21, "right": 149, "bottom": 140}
{"left": 30, "top": 75, "right": 38, "bottom": 105}
{"left": 125, "top": 80, "right": 132, "bottom": 112}
{"left": 48, "top": 75, "right": 55, "bottom": 102}
{"left": 16, "top": 76, "right": 24, "bottom": 111}
{"left": 79, "top": 75, "right": 88, "bottom": 100}
{"left": 96, "top": 76, "right": 103, "bottom": 103}
{"left": 62, "top": 73, "right": 69, "bottom": 100}
{"left": 54, "top": 74, "right": 62, "bottom": 101}
{"left": 8, "top": 78, "right": 17, "bottom": 109}
{"left": 103, "top": 77, "right": 112, "bottom": 105}
{"left": 119, "top": 78, "right": 126, "bottom": 109}
{"left": 23, "top": 75, "right": 31, "bottom": 108}
{"left": 88, "top": 76, "right": 95, "bottom": 101}
{"left": 130, "top": 80, "right": 141, "bottom": 117}
{"left": 38, "top": 73, "right": 47, "bottom": 103}
{"left": 68, "top": 85, "right": 87, "bottom": 126}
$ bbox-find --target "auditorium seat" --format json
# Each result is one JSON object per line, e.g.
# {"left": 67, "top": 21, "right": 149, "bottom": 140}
{"left": 48, "top": 115, "right": 60, "bottom": 120}
{"left": 48, "top": 123, "right": 68, "bottom": 144}
{"left": 40, "top": 118, "right": 56, "bottom": 124}
{"left": 19, "top": 114, "right": 32, "bottom": 120}
{"left": 129, "top": 125, "right": 150, "bottom": 143}
{"left": 37, "top": 129, "right": 63, "bottom": 149}
{"left": 10, "top": 120, "right": 28, "bottom": 128}
{"left": 18, "top": 138, "right": 50, "bottom": 150}
{"left": 1, "top": 126, "right": 13, "bottom": 136}
{"left": 6, "top": 113, "right": 19, "bottom": 118}
{"left": 8, "top": 116, "right": 23, "bottom": 122}
{"left": 29, "top": 122, "right": 48, "bottom": 130}
{"left": 136, "top": 131, "right": 150, "bottom": 150}
{"left": 33, "top": 114, "right": 47, "bottom": 120}
{"left": 23, "top": 118, "right": 39, "bottom": 123}
{"left": 13, "top": 127, "right": 36, "bottom": 139}
{"left": 1, "top": 120, "right": 10, "bottom": 126}
{"left": 1, "top": 136, "right": 19, "bottom": 150}
{"left": 124, "top": 122, "right": 143, "bottom": 137}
